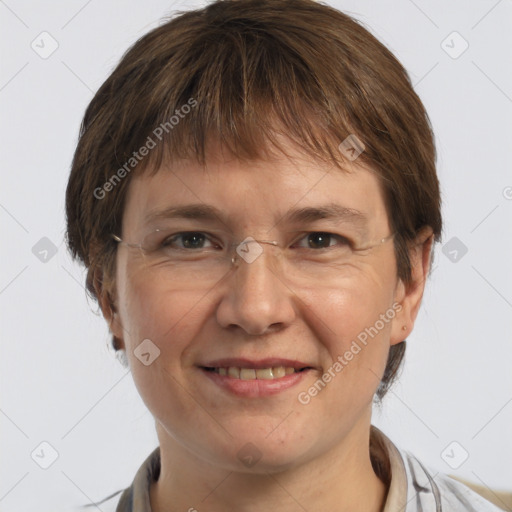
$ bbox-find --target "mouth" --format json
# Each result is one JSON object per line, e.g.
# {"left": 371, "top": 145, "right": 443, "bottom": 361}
{"left": 201, "top": 366, "right": 312, "bottom": 380}
{"left": 198, "top": 358, "right": 315, "bottom": 397}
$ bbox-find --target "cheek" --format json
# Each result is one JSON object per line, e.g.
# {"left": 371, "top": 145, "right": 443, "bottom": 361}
{"left": 308, "top": 265, "right": 396, "bottom": 340}
{"left": 118, "top": 264, "right": 197, "bottom": 346}
{"left": 116, "top": 268, "right": 204, "bottom": 412}
{"left": 301, "top": 268, "right": 396, "bottom": 397}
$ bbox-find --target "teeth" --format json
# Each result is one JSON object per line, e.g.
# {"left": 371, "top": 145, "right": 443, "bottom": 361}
{"left": 240, "top": 368, "right": 256, "bottom": 380}
{"left": 213, "top": 366, "right": 301, "bottom": 380}
{"left": 272, "top": 366, "right": 286, "bottom": 378}
{"left": 228, "top": 367, "right": 240, "bottom": 378}
{"left": 256, "top": 368, "right": 274, "bottom": 380}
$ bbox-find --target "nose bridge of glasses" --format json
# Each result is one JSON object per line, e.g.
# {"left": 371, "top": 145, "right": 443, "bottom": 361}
{"left": 231, "top": 237, "right": 280, "bottom": 267}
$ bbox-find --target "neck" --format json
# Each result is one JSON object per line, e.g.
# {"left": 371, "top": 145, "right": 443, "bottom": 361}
{"left": 150, "top": 421, "right": 388, "bottom": 512}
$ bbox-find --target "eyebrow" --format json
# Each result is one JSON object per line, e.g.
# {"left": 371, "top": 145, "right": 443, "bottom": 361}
{"left": 279, "top": 203, "right": 368, "bottom": 227}
{"left": 144, "top": 204, "right": 227, "bottom": 227}
{"left": 143, "top": 202, "right": 369, "bottom": 230}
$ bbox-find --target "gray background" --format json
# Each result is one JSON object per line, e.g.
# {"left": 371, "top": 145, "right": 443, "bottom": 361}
{"left": 1, "top": 0, "right": 511, "bottom": 510}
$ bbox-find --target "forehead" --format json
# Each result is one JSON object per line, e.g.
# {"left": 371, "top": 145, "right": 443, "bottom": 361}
{"left": 122, "top": 147, "right": 389, "bottom": 236}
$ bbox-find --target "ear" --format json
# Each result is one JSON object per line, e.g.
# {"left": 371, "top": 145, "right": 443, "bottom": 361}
{"left": 92, "top": 266, "right": 126, "bottom": 350}
{"left": 390, "top": 226, "right": 434, "bottom": 345}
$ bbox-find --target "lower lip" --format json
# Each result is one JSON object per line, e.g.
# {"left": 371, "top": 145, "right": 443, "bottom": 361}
{"left": 200, "top": 368, "right": 311, "bottom": 397}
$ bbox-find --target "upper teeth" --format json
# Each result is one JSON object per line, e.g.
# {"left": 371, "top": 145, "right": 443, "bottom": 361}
{"left": 215, "top": 367, "right": 297, "bottom": 380}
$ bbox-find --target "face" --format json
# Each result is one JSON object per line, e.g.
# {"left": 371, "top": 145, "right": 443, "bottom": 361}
{"left": 108, "top": 142, "right": 422, "bottom": 472}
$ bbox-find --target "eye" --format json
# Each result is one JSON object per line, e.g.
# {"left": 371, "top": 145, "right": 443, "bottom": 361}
{"left": 294, "top": 232, "right": 351, "bottom": 250}
{"left": 162, "top": 232, "right": 219, "bottom": 250}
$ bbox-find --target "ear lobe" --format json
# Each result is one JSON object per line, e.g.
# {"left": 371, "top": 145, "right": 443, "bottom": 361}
{"left": 92, "top": 266, "right": 125, "bottom": 348}
{"left": 390, "top": 227, "right": 434, "bottom": 346}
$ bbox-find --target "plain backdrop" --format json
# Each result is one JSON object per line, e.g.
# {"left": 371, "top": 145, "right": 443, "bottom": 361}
{"left": 1, "top": 0, "right": 511, "bottom": 510}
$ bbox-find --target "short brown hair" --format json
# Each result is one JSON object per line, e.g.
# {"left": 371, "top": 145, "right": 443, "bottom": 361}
{"left": 65, "top": 0, "right": 442, "bottom": 400}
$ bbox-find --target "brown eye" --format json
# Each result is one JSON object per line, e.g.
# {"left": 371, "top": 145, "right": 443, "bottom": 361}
{"left": 307, "top": 233, "right": 331, "bottom": 249}
{"left": 295, "top": 232, "right": 350, "bottom": 250}
{"left": 167, "top": 232, "right": 207, "bottom": 249}
{"left": 159, "top": 231, "right": 221, "bottom": 251}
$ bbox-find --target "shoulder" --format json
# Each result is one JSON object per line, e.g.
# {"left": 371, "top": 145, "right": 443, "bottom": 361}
{"left": 370, "top": 426, "right": 503, "bottom": 512}
{"left": 70, "top": 447, "right": 159, "bottom": 512}
{"left": 400, "top": 449, "right": 503, "bottom": 511}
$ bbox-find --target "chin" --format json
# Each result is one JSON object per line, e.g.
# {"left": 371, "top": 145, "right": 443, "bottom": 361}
{"left": 202, "top": 428, "right": 316, "bottom": 474}
{"left": 220, "top": 446, "right": 309, "bottom": 475}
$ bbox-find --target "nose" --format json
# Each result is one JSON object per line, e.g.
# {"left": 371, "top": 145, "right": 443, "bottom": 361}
{"left": 215, "top": 239, "right": 297, "bottom": 336}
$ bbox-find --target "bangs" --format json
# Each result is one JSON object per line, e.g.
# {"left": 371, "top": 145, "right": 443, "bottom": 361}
{"left": 85, "top": 10, "right": 369, "bottom": 184}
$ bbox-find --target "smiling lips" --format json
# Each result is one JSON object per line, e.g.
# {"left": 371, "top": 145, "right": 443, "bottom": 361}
{"left": 200, "top": 358, "right": 314, "bottom": 396}
{"left": 208, "top": 366, "right": 302, "bottom": 380}
{"left": 201, "top": 358, "right": 312, "bottom": 379}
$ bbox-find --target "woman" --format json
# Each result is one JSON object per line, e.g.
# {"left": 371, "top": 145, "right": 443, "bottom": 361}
{"left": 66, "top": 1, "right": 501, "bottom": 510}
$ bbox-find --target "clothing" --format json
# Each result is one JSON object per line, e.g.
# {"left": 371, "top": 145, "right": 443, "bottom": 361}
{"left": 88, "top": 427, "right": 502, "bottom": 511}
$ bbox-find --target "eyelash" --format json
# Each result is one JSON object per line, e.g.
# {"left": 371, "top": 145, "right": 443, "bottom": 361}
{"left": 161, "top": 231, "right": 352, "bottom": 251}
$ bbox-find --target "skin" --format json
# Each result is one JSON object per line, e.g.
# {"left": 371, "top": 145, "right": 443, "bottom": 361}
{"left": 97, "top": 140, "right": 433, "bottom": 512}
